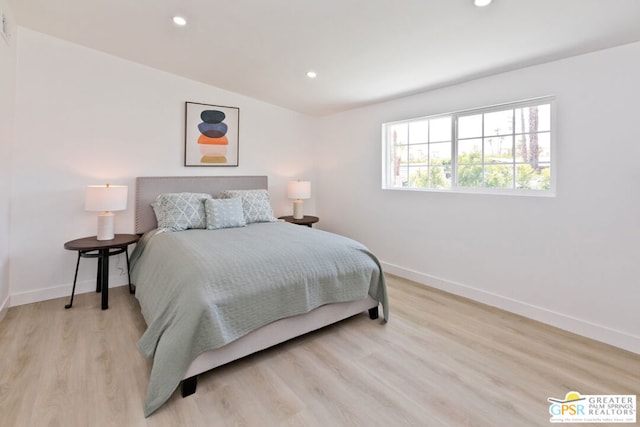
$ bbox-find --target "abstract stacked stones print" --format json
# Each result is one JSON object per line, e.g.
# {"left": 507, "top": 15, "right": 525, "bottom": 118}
{"left": 197, "top": 110, "right": 228, "bottom": 163}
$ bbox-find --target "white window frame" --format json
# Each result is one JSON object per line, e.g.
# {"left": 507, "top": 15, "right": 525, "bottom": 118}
{"left": 382, "top": 96, "right": 556, "bottom": 196}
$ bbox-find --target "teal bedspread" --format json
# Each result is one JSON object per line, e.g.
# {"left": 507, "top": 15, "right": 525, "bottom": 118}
{"left": 130, "top": 221, "right": 388, "bottom": 416}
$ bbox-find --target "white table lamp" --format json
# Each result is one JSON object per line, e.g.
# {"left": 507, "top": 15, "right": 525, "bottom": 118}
{"left": 288, "top": 180, "right": 311, "bottom": 220}
{"left": 85, "top": 184, "right": 128, "bottom": 240}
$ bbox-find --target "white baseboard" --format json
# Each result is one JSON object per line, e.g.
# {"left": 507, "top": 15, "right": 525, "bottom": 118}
{"left": 381, "top": 261, "right": 640, "bottom": 355}
{"left": 9, "top": 274, "right": 130, "bottom": 307}
{"left": 0, "top": 293, "right": 9, "bottom": 321}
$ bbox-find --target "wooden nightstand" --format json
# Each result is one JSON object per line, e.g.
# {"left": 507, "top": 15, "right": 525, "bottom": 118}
{"left": 63, "top": 233, "right": 139, "bottom": 310}
{"left": 278, "top": 215, "right": 319, "bottom": 228}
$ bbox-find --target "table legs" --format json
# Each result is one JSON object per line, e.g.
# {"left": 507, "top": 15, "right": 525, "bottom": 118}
{"left": 96, "top": 252, "right": 102, "bottom": 293}
{"left": 99, "top": 249, "right": 109, "bottom": 310}
{"left": 126, "top": 247, "right": 134, "bottom": 294}
{"left": 65, "top": 248, "right": 126, "bottom": 310}
{"left": 64, "top": 253, "right": 81, "bottom": 309}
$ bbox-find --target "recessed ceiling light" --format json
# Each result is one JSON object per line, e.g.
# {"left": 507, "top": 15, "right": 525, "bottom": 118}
{"left": 173, "top": 16, "right": 187, "bottom": 26}
{"left": 306, "top": 71, "right": 317, "bottom": 79}
{"left": 474, "top": 0, "right": 492, "bottom": 6}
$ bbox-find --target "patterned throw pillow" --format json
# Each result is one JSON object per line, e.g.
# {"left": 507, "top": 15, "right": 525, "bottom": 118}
{"left": 152, "top": 192, "right": 211, "bottom": 231}
{"left": 204, "top": 198, "right": 246, "bottom": 230}
{"left": 218, "top": 189, "right": 277, "bottom": 224}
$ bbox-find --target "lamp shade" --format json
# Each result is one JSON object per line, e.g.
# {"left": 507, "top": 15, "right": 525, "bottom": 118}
{"left": 85, "top": 185, "right": 128, "bottom": 212}
{"left": 287, "top": 181, "right": 311, "bottom": 200}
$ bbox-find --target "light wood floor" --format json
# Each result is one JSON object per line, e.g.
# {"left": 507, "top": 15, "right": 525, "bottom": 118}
{"left": 0, "top": 275, "right": 638, "bottom": 426}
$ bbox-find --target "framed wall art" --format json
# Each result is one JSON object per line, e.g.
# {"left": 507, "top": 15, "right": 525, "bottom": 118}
{"left": 185, "top": 102, "right": 239, "bottom": 166}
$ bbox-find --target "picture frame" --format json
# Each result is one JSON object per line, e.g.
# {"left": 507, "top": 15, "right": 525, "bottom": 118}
{"left": 184, "top": 102, "right": 239, "bottom": 167}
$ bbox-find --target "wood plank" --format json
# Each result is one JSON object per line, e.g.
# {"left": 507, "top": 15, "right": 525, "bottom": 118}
{"left": 0, "top": 275, "right": 637, "bottom": 426}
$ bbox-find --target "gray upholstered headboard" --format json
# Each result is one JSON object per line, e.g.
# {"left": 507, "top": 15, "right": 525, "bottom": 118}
{"left": 135, "top": 176, "right": 268, "bottom": 234}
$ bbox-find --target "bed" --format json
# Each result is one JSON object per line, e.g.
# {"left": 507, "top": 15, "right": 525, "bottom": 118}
{"left": 130, "top": 176, "right": 388, "bottom": 416}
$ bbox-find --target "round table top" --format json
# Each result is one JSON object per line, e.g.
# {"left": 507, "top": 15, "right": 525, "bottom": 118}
{"left": 278, "top": 215, "right": 319, "bottom": 225}
{"left": 64, "top": 234, "right": 139, "bottom": 251}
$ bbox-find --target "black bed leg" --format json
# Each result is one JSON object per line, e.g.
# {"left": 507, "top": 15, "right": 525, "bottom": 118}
{"left": 368, "top": 306, "right": 379, "bottom": 320}
{"left": 181, "top": 376, "right": 198, "bottom": 397}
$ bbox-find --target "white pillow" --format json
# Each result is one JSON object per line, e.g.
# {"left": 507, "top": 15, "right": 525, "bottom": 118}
{"left": 152, "top": 192, "right": 211, "bottom": 231}
{"left": 204, "top": 198, "right": 246, "bottom": 230}
{"left": 218, "top": 189, "right": 277, "bottom": 224}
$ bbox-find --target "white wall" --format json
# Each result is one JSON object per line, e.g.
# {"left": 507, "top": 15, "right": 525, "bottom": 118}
{"left": 10, "top": 27, "right": 316, "bottom": 305}
{"left": 314, "top": 42, "right": 640, "bottom": 353}
{"left": 0, "top": 0, "right": 16, "bottom": 319}
{"left": 6, "top": 25, "right": 639, "bottom": 354}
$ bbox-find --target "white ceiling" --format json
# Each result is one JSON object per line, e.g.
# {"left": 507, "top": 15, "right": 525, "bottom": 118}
{"left": 7, "top": 0, "right": 640, "bottom": 116}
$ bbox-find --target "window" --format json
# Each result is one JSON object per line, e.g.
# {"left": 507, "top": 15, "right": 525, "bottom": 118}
{"left": 382, "top": 97, "right": 554, "bottom": 195}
